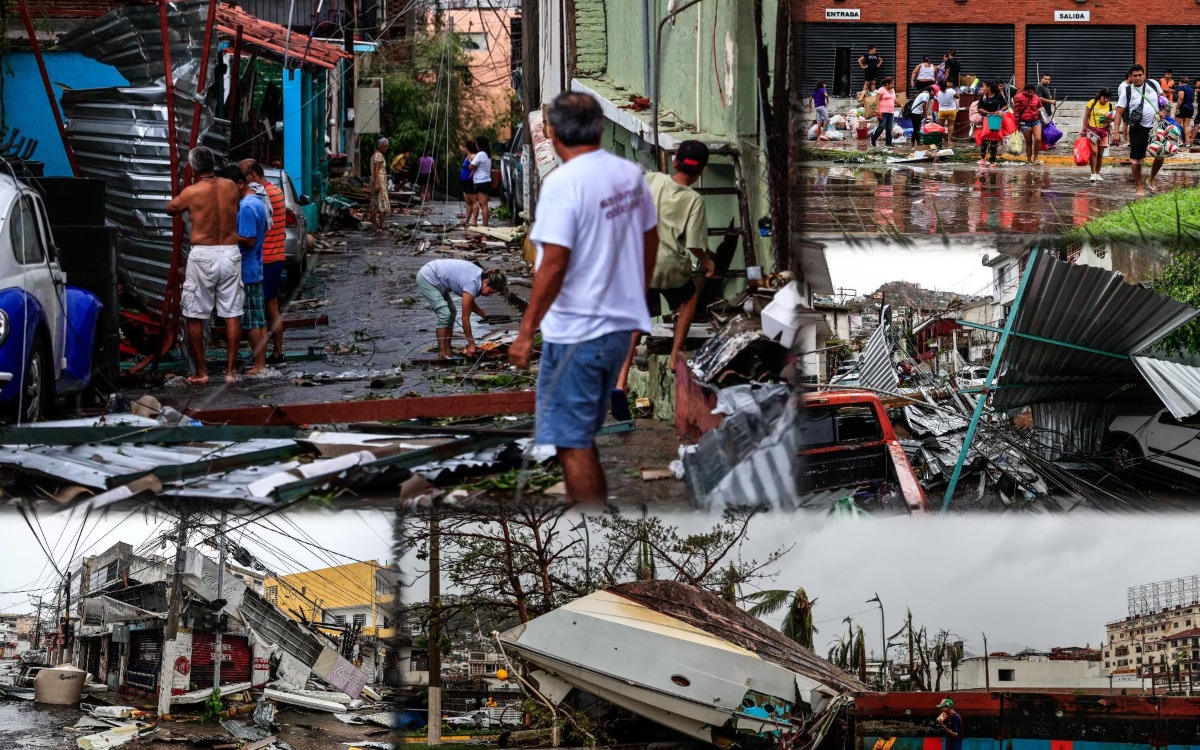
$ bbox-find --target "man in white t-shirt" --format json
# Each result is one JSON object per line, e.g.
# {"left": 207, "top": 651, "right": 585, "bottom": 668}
{"left": 1114, "top": 64, "right": 1167, "bottom": 195}
{"left": 510, "top": 92, "right": 659, "bottom": 504}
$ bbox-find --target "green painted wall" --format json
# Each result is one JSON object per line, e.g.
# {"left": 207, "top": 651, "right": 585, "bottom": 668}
{"left": 578, "top": 0, "right": 779, "bottom": 274}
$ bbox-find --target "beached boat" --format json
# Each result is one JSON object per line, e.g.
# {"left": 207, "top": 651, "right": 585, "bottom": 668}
{"left": 498, "top": 580, "right": 866, "bottom": 748}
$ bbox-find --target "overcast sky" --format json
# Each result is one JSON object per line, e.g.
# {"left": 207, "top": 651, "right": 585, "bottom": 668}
{"left": 822, "top": 238, "right": 994, "bottom": 298}
{"left": 0, "top": 508, "right": 395, "bottom": 615}
{"left": 403, "top": 510, "right": 1200, "bottom": 659}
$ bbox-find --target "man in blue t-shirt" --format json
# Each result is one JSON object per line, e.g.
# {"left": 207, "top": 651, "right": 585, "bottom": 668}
{"left": 219, "top": 165, "right": 268, "bottom": 376}
{"left": 935, "top": 698, "right": 963, "bottom": 750}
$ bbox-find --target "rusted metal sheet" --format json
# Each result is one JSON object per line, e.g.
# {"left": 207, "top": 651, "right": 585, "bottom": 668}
{"left": 674, "top": 359, "right": 724, "bottom": 441}
{"left": 185, "top": 391, "right": 537, "bottom": 427}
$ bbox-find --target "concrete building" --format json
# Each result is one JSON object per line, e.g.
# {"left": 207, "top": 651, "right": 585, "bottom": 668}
{"left": 264, "top": 561, "right": 398, "bottom": 639}
{"left": 792, "top": 0, "right": 1200, "bottom": 100}
{"left": 1104, "top": 576, "right": 1200, "bottom": 689}
{"left": 442, "top": 0, "right": 520, "bottom": 137}
{"left": 531, "top": 0, "right": 783, "bottom": 280}
{"left": 954, "top": 650, "right": 1111, "bottom": 692}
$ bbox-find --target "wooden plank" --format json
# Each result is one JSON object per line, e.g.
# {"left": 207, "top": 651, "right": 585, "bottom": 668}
{"left": 187, "top": 391, "right": 537, "bottom": 427}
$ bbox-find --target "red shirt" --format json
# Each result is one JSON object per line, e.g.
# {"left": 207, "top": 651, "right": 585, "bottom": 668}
{"left": 1013, "top": 92, "right": 1042, "bottom": 122}
{"left": 262, "top": 181, "right": 286, "bottom": 264}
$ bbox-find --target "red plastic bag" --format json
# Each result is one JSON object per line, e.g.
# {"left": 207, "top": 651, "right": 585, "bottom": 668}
{"left": 1073, "top": 136, "right": 1092, "bottom": 166}
{"left": 1001, "top": 111, "right": 1018, "bottom": 136}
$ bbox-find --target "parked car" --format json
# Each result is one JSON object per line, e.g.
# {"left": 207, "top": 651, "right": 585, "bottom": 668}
{"left": 444, "top": 710, "right": 505, "bottom": 729}
{"left": 1107, "top": 409, "right": 1200, "bottom": 478}
{"left": 263, "top": 168, "right": 310, "bottom": 298}
{"left": 798, "top": 390, "right": 927, "bottom": 512}
{"left": 955, "top": 365, "right": 993, "bottom": 389}
{"left": 499, "top": 123, "right": 525, "bottom": 221}
{"left": 0, "top": 173, "right": 101, "bottom": 422}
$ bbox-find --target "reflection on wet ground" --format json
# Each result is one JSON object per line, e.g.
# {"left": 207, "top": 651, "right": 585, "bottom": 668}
{"left": 0, "top": 700, "right": 80, "bottom": 748}
{"left": 801, "top": 163, "right": 1200, "bottom": 236}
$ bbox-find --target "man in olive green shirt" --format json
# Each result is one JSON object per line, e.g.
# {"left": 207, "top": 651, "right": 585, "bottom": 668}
{"left": 612, "top": 140, "right": 715, "bottom": 421}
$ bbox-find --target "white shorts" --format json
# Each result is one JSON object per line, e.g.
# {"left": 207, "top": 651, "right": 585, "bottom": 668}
{"left": 181, "top": 244, "right": 244, "bottom": 319}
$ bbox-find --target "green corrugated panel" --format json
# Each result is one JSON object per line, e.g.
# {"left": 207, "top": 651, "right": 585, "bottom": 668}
{"left": 252, "top": 58, "right": 284, "bottom": 109}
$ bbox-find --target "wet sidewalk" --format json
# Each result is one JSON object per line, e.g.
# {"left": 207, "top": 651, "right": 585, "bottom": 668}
{"left": 800, "top": 161, "right": 1200, "bottom": 236}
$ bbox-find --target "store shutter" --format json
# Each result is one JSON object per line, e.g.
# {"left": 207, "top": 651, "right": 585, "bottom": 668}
{"left": 907, "top": 25, "right": 1015, "bottom": 90}
{"left": 191, "top": 633, "right": 253, "bottom": 688}
{"left": 1147, "top": 28, "right": 1200, "bottom": 86}
{"left": 125, "top": 630, "right": 163, "bottom": 693}
{"left": 1025, "top": 26, "right": 1135, "bottom": 100}
{"left": 797, "top": 23, "right": 897, "bottom": 96}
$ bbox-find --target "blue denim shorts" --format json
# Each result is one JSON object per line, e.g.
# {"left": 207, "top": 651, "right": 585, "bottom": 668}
{"left": 535, "top": 330, "right": 633, "bottom": 449}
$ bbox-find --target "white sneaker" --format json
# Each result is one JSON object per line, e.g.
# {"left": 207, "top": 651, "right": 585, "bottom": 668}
{"left": 1088, "top": 174, "right": 1098, "bottom": 182}
{"left": 1096, "top": 174, "right": 1104, "bottom": 182}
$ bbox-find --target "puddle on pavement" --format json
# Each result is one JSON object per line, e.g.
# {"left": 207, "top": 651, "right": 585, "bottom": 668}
{"left": 800, "top": 163, "right": 1200, "bottom": 236}
{"left": 0, "top": 700, "right": 79, "bottom": 747}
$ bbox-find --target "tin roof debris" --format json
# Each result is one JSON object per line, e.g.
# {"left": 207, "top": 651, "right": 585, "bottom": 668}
{"left": 59, "top": 1, "right": 227, "bottom": 314}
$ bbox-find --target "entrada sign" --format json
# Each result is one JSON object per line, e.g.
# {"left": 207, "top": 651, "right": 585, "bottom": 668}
{"left": 826, "top": 8, "right": 861, "bottom": 20}
{"left": 1054, "top": 10, "right": 1090, "bottom": 21}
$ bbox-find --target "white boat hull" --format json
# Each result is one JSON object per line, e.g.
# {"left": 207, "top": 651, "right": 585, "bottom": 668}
{"left": 499, "top": 590, "right": 840, "bottom": 746}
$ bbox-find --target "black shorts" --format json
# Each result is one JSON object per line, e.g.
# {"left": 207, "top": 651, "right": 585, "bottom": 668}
{"left": 1129, "top": 123, "right": 1152, "bottom": 160}
{"left": 460, "top": 179, "right": 476, "bottom": 195}
{"left": 647, "top": 279, "right": 697, "bottom": 317}
{"left": 864, "top": 72, "right": 878, "bottom": 84}
{"left": 1180, "top": 106, "right": 1195, "bottom": 119}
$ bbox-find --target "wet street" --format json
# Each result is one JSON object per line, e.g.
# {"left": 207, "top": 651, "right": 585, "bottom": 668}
{"left": 158, "top": 200, "right": 530, "bottom": 414}
{"left": 0, "top": 698, "right": 393, "bottom": 749}
{"left": 800, "top": 162, "right": 1200, "bottom": 236}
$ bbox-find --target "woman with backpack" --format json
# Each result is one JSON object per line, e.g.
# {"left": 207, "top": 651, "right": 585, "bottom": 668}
{"left": 1012, "top": 83, "right": 1045, "bottom": 165}
{"left": 976, "top": 80, "right": 1009, "bottom": 167}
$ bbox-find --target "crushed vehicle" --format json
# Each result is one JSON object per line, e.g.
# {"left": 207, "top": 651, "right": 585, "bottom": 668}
{"left": 798, "top": 390, "right": 927, "bottom": 512}
{"left": 1107, "top": 409, "right": 1200, "bottom": 478}
{"left": 0, "top": 172, "right": 101, "bottom": 421}
{"left": 498, "top": 580, "right": 863, "bottom": 749}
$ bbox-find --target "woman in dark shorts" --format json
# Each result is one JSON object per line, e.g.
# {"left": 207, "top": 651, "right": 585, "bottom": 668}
{"left": 459, "top": 140, "right": 477, "bottom": 225}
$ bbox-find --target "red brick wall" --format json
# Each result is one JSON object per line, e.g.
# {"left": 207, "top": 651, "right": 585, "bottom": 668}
{"left": 791, "top": 0, "right": 1200, "bottom": 90}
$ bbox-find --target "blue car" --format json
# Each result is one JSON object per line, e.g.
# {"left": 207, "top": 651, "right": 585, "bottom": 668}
{"left": 0, "top": 174, "right": 101, "bottom": 422}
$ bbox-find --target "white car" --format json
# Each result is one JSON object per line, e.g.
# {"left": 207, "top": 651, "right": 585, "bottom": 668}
{"left": 1107, "top": 410, "right": 1200, "bottom": 478}
{"left": 0, "top": 174, "right": 101, "bottom": 421}
{"left": 444, "top": 711, "right": 502, "bottom": 729}
{"left": 955, "top": 365, "right": 993, "bottom": 389}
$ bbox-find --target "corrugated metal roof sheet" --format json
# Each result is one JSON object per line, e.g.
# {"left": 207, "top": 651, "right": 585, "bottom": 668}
{"left": 858, "top": 305, "right": 898, "bottom": 394}
{"left": 59, "top": 1, "right": 229, "bottom": 314}
{"left": 1131, "top": 356, "right": 1200, "bottom": 419}
{"left": 993, "top": 252, "right": 1200, "bottom": 410}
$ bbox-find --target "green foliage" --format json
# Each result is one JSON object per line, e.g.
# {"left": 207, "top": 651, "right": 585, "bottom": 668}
{"left": 1151, "top": 243, "right": 1200, "bottom": 355}
{"left": 361, "top": 32, "right": 492, "bottom": 176}
{"left": 744, "top": 586, "right": 818, "bottom": 649}
{"left": 201, "top": 687, "right": 224, "bottom": 723}
{"left": 1069, "top": 189, "right": 1200, "bottom": 244}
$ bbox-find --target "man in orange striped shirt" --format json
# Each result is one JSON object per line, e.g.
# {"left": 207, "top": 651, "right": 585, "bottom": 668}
{"left": 241, "top": 159, "right": 288, "bottom": 365}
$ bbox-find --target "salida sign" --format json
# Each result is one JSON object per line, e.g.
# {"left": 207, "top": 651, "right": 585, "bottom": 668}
{"left": 826, "top": 8, "right": 861, "bottom": 20}
{"left": 1054, "top": 10, "right": 1090, "bottom": 21}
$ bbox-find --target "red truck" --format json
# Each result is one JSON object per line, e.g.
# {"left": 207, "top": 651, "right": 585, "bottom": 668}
{"left": 798, "top": 390, "right": 928, "bottom": 512}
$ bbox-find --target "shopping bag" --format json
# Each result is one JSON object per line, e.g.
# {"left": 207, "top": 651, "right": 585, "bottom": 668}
{"left": 1042, "top": 120, "right": 1064, "bottom": 148}
{"left": 1073, "top": 136, "right": 1092, "bottom": 166}
{"left": 1007, "top": 130, "right": 1025, "bottom": 155}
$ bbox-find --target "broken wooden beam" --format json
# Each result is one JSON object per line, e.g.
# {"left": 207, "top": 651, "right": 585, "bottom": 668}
{"left": 0, "top": 425, "right": 301, "bottom": 446}
{"left": 186, "top": 391, "right": 537, "bottom": 427}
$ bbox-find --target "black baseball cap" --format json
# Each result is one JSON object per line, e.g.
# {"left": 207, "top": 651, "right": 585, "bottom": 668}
{"left": 675, "top": 140, "right": 710, "bottom": 175}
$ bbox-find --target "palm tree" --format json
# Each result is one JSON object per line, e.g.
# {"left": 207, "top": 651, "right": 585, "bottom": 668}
{"left": 744, "top": 587, "right": 818, "bottom": 649}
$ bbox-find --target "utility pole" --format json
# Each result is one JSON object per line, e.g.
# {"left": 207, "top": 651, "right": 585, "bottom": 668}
{"left": 868, "top": 594, "right": 886, "bottom": 691}
{"left": 213, "top": 509, "right": 226, "bottom": 691}
{"left": 158, "top": 514, "right": 189, "bottom": 717}
{"left": 30, "top": 596, "right": 44, "bottom": 651}
{"left": 62, "top": 570, "right": 72, "bottom": 664}
{"left": 983, "top": 632, "right": 990, "bottom": 691}
{"left": 345, "top": 0, "right": 358, "bottom": 178}
{"left": 427, "top": 504, "right": 442, "bottom": 746}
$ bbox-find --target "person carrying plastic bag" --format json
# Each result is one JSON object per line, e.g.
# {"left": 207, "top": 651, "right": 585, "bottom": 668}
{"left": 974, "top": 80, "right": 1013, "bottom": 167}
{"left": 1079, "top": 88, "right": 1114, "bottom": 181}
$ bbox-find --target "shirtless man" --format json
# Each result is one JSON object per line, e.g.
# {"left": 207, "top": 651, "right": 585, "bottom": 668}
{"left": 166, "top": 146, "right": 243, "bottom": 384}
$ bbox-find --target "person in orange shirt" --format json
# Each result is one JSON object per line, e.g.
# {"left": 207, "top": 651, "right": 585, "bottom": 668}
{"left": 240, "top": 159, "right": 288, "bottom": 365}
